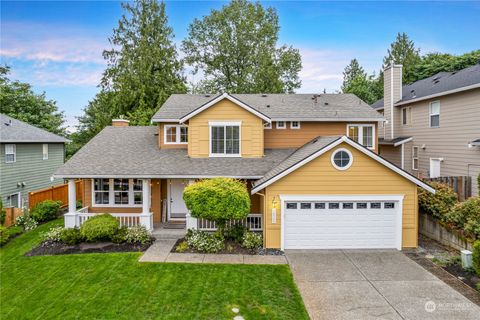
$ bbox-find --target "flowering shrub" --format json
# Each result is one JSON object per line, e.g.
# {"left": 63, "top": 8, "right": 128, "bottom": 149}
{"left": 418, "top": 182, "right": 457, "bottom": 221}
{"left": 125, "top": 226, "right": 151, "bottom": 244}
{"left": 241, "top": 231, "right": 263, "bottom": 249}
{"left": 42, "top": 226, "right": 65, "bottom": 242}
{"left": 185, "top": 229, "right": 224, "bottom": 253}
{"left": 15, "top": 213, "right": 38, "bottom": 231}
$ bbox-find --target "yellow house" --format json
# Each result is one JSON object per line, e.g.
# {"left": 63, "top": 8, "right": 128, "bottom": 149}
{"left": 55, "top": 93, "right": 434, "bottom": 250}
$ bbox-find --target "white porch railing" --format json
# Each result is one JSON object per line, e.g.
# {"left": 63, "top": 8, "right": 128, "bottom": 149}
{"left": 65, "top": 208, "right": 153, "bottom": 231}
{"left": 192, "top": 213, "right": 263, "bottom": 232}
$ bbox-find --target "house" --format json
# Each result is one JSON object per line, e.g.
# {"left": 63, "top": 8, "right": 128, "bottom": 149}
{"left": 0, "top": 113, "right": 69, "bottom": 208}
{"left": 371, "top": 63, "right": 480, "bottom": 195}
{"left": 55, "top": 93, "right": 434, "bottom": 250}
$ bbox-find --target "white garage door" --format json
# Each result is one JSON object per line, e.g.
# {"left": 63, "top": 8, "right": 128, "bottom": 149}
{"left": 283, "top": 196, "right": 402, "bottom": 250}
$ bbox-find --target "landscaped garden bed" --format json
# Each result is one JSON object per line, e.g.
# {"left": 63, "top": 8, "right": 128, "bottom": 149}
{"left": 26, "top": 240, "right": 152, "bottom": 256}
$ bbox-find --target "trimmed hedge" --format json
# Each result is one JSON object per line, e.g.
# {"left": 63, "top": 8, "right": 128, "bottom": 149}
{"left": 31, "top": 200, "right": 61, "bottom": 222}
{"left": 80, "top": 214, "right": 119, "bottom": 242}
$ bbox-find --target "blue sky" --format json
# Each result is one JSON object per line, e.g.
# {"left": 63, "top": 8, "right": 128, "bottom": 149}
{"left": 1, "top": 1, "right": 479, "bottom": 129}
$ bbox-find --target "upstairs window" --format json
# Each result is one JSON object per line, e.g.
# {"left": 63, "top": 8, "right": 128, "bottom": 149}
{"left": 42, "top": 144, "right": 49, "bottom": 160}
{"left": 210, "top": 122, "right": 240, "bottom": 156}
{"left": 429, "top": 101, "right": 440, "bottom": 127}
{"left": 5, "top": 144, "right": 16, "bottom": 163}
{"left": 412, "top": 146, "right": 419, "bottom": 170}
{"left": 276, "top": 121, "right": 286, "bottom": 129}
{"left": 290, "top": 121, "right": 301, "bottom": 129}
{"left": 402, "top": 107, "right": 411, "bottom": 125}
{"left": 347, "top": 124, "right": 375, "bottom": 149}
{"left": 164, "top": 125, "right": 188, "bottom": 144}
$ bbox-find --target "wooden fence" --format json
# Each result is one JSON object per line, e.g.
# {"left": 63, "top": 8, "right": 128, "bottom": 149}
{"left": 4, "top": 207, "right": 23, "bottom": 227}
{"left": 425, "top": 176, "right": 472, "bottom": 201}
{"left": 28, "top": 180, "right": 84, "bottom": 210}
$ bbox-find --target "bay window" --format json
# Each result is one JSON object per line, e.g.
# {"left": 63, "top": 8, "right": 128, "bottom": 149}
{"left": 347, "top": 124, "right": 375, "bottom": 149}
{"left": 93, "top": 178, "right": 143, "bottom": 206}
{"left": 210, "top": 122, "right": 241, "bottom": 156}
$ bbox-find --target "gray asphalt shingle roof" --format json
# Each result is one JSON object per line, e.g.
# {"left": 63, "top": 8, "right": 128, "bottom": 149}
{"left": 252, "top": 136, "right": 342, "bottom": 188}
{"left": 371, "top": 64, "right": 480, "bottom": 110}
{"left": 0, "top": 113, "right": 68, "bottom": 143}
{"left": 54, "top": 126, "right": 295, "bottom": 178}
{"left": 153, "top": 93, "right": 383, "bottom": 121}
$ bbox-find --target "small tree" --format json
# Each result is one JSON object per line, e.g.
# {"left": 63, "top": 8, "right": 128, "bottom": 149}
{"left": 183, "top": 178, "right": 251, "bottom": 233}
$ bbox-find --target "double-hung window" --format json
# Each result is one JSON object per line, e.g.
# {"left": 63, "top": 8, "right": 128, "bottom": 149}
{"left": 347, "top": 124, "right": 375, "bottom": 149}
{"left": 93, "top": 178, "right": 143, "bottom": 206}
{"left": 412, "top": 146, "right": 419, "bottom": 170}
{"left": 5, "top": 144, "right": 16, "bottom": 163}
{"left": 164, "top": 125, "right": 188, "bottom": 144}
{"left": 429, "top": 101, "right": 440, "bottom": 127}
{"left": 210, "top": 122, "right": 240, "bottom": 156}
{"left": 42, "top": 144, "right": 49, "bottom": 160}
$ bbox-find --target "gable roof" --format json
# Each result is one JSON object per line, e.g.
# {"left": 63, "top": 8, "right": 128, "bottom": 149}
{"left": 372, "top": 63, "right": 480, "bottom": 110}
{"left": 54, "top": 126, "right": 294, "bottom": 178}
{"left": 251, "top": 135, "right": 435, "bottom": 194}
{"left": 0, "top": 113, "right": 68, "bottom": 143}
{"left": 153, "top": 93, "right": 384, "bottom": 122}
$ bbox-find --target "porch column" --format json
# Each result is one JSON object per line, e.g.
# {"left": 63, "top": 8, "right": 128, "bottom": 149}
{"left": 64, "top": 179, "right": 77, "bottom": 228}
{"left": 140, "top": 179, "right": 153, "bottom": 231}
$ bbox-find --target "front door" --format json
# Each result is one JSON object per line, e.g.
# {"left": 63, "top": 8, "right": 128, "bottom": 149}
{"left": 168, "top": 179, "right": 188, "bottom": 220}
{"left": 429, "top": 158, "right": 441, "bottom": 178}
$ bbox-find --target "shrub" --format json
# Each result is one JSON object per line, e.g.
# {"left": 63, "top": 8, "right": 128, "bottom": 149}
{"left": 183, "top": 178, "right": 250, "bottom": 232}
{"left": 447, "top": 197, "right": 480, "bottom": 239}
{"left": 175, "top": 241, "right": 189, "bottom": 253}
{"left": 224, "top": 224, "right": 247, "bottom": 242}
{"left": 242, "top": 231, "right": 263, "bottom": 249}
{"left": 473, "top": 241, "right": 480, "bottom": 276}
{"left": 42, "top": 226, "right": 65, "bottom": 242}
{"left": 418, "top": 182, "right": 457, "bottom": 221}
{"left": 80, "top": 214, "right": 119, "bottom": 242}
{"left": 111, "top": 227, "right": 128, "bottom": 244}
{"left": 125, "top": 226, "right": 151, "bottom": 244}
{"left": 0, "top": 199, "right": 6, "bottom": 225}
{"left": 31, "top": 200, "right": 61, "bottom": 222}
{"left": 15, "top": 212, "right": 38, "bottom": 231}
{"left": 185, "top": 229, "right": 224, "bottom": 253}
{"left": 60, "top": 228, "right": 83, "bottom": 245}
{"left": 0, "top": 225, "right": 9, "bottom": 245}
{"left": 76, "top": 200, "right": 83, "bottom": 209}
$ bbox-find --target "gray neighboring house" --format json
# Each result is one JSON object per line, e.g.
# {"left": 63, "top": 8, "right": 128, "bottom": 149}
{"left": 0, "top": 114, "right": 68, "bottom": 208}
{"left": 372, "top": 63, "right": 480, "bottom": 195}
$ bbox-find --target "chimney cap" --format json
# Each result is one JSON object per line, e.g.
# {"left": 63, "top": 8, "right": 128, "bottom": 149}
{"left": 112, "top": 119, "right": 130, "bottom": 123}
{"left": 385, "top": 63, "right": 403, "bottom": 71}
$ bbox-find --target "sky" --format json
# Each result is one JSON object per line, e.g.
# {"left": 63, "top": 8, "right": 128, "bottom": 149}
{"left": 1, "top": 1, "right": 479, "bottom": 129}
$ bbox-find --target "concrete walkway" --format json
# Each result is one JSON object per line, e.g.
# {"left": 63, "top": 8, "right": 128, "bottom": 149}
{"left": 139, "top": 239, "right": 287, "bottom": 264}
{"left": 286, "top": 249, "right": 480, "bottom": 320}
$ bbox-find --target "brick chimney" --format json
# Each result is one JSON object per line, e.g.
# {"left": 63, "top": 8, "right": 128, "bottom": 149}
{"left": 112, "top": 119, "right": 130, "bottom": 127}
{"left": 383, "top": 64, "right": 402, "bottom": 140}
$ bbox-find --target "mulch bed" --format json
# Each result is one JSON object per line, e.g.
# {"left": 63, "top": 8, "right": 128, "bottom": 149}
{"left": 25, "top": 240, "right": 154, "bottom": 256}
{"left": 171, "top": 238, "right": 284, "bottom": 256}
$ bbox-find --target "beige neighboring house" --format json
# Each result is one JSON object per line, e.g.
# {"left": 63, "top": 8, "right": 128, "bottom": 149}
{"left": 371, "top": 63, "right": 480, "bottom": 195}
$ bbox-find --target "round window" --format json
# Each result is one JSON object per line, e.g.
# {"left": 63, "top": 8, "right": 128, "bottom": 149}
{"left": 331, "top": 148, "right": 353, "bottom": 170}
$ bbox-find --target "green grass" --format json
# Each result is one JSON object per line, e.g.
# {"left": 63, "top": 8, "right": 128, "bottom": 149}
{"left": 0, "top": 219, "right": 308, "bottom": 319}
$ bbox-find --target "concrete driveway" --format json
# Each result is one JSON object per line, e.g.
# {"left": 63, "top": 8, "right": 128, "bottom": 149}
{"left": 286, "top": 249, "right": 480, "bottom": 320}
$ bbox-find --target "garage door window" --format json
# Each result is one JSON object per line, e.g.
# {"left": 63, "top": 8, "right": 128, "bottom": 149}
{"left": 342, "top": 203, "right": 354, "bottom": 209}
{"left": 370, "top": 202, "right": 381, "bottom": 209}
{"left": 384, "top": 202, "right": 395, "bottom": 209}
{"left": 286, "top": 202, "right": 297, "bottom": 209}
{"left": 328, "top": 203, "right": 340, "bottom": 209}
{"left": 331, "top": 148, "right": 353, "bottom": 170}
{"left": 314, "top": 202, "right": 326, "bottom": 209}
{"left": 356, "top": 202, "right": 368, "bottom": 209}
{"left": 300, "top": 203, "right": 312, "bottom": 209}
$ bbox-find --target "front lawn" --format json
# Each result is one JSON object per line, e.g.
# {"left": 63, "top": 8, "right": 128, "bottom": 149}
{"left": 0, "top": 219, "right": 308, "bottom": 319}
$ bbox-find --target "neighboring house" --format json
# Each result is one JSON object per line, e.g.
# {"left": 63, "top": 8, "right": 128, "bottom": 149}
{"left": 371, "top": 63, "right": 480, "bottom": 195}
{"left": 0, "top": 113, "right": 68, "bottom": 208}
{"left": 55, "top": 93, "right": 434, "bottom": 250}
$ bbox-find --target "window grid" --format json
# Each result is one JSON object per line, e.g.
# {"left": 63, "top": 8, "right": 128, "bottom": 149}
{"left": 5, "top": 144, "right": 16, "bottom": 163}
{"left": 164, "top": 125, "right": 188, "bottom": 144}
{"left": 276, "top": 121, "right": 286, "bottom": 129}
{"left": 347, "top": 124, "right": 375, "bottom": 149}
{"left": 93, "top": 178, "right": 143, "bottom": 206}
{"left": 429, "top": 101, "right": 440, "bottom": 127}
{"left": 210, "top": 125, "right": 240, "bottom": 156}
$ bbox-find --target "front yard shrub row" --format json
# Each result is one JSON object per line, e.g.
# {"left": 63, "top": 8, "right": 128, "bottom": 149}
{"left": 31, "top": 200, "right": 61, "bottom": 222}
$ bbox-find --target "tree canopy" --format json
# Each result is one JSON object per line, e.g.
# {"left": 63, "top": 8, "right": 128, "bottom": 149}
{"left": 0, "top": 66, "right": 66, "bottom": 136}
{"left": 182, "top": 0, "right": 302, "bottom": 93}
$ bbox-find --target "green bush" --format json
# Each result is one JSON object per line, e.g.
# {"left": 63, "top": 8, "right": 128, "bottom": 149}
{"left": 185, "top": 229, "right": 224, "bottom": 253}
{"left": 111, "top": 227, "right": 128, "bottom": 244}
{"left": 418, "top": 182, "right": 458, "bottom": 221}
{"left": 473, "top": 241, "right": 480, "bottom": 276}
{"left": 31, "top": 200, "right": 61, "bottom": 222}
{"left": 42, "top": 226, "right": 64, "bottom": 242}
{"left": 175, "top": 241, "right": 189, "bottom": 253}
{"left": 60, "top": 228, "right": 83, "bottom": 245}
{"left": 80, "top": 214, "right": 119, "bottom": 242}
{"left": 242, "top": 231, "right": 263, "bottom": 249}
{"left": 0, "top": 199, "right": 6, "bottom": 225}
{"left": 183, "top": 178, "right": 251, "bottom": 232}
{"left": 125, "top": 226, "right": 151, "bottom": 244}
{"left": 224, "top": 224, "right": 247, "bottom": 242}
{"left": 447, "top": 197, "right": 480, "bottom": 239}
{"left": 0, "top": 225, "right": 9, "bottom": 245}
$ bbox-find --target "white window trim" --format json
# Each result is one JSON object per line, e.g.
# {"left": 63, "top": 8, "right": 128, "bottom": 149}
{"left": 5, "top": 144, "right": 16, "bottom": 163}
{"left": 290, "top": 121, "right": 301, "bottom": 129}
{"left": 209, "top": 121, "right": 242, "bottom": 157}
{"left": 42, "top": 144, "right": 49, "bottom": 160}
{"left": 346, "top": 124, "right": 376, "bottom": 150}
{"left": 6, "top": 192, "right": 21, "bottom": 208}
{"left": 331, "top": 148, "right": 353, "bottom": 171}
{"left": 429, "top": 101, "right": 440, "bottom": 128}
{"left": 264, "top": 122, "right": 272, "bottom": 129}
{"left": 276, "top": 121, "right": 286, "bottom": 129}
{"left": 92, "top": 178, "right": 143, "bottom": 207}
{"left": 164, "top": 125, "right": 188, "bottom": 145}
{"left": 412, "top": 146, "right": 419, "bottom": 170}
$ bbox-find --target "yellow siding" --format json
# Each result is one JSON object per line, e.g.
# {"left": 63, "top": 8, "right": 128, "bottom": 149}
{"left": 187, "top": 99, "right": 264, "bottom": 158}
{"left": 263, "top": 142, "right": 418, "bottom": 249}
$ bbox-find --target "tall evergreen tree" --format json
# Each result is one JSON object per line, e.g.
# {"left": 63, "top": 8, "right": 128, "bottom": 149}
{"left": 182, "top": 0, "right": 302, "bottom": 93}
{"left": 381, "top": 32, "right": 421, "bottom": 85}
{"left": 341, "top": 59, "right": 366, "bottom": 92}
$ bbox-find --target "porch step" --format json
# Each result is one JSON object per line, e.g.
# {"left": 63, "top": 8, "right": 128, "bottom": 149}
{"left": 162, "top": 222, "right": 186, "bottom": 229}
{"left": 152, "top": 228, "right": 186, "bottom": 240}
